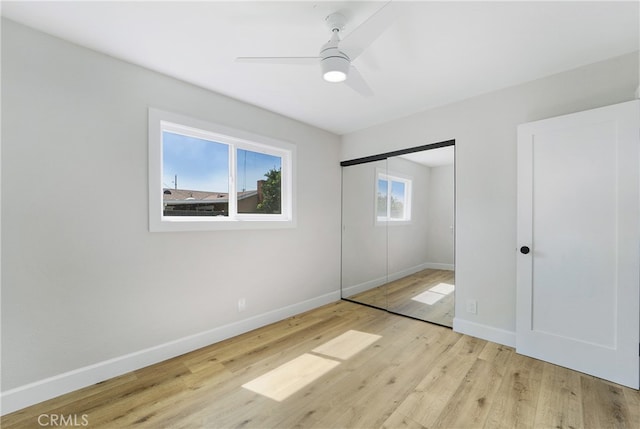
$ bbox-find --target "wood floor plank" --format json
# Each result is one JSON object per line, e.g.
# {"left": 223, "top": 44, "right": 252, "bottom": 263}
{"left": 623, "top": 387, "right": 640, "bottom": 428}
{"left": 381, "top": 410, "right": 427, "bottom": 429}
{"left": 483, "top": 352, "right": 544, "bottom": 429}
{"left": 430, "top": 357, "right": 507, "bottom": 428}
{"left": 388, "top": 334, "right": 485, "bottom": 428}
{"left": 533, "top": 363, "right": 584, "bottom": 429}
{"left": 477, "top": 341, "right": 513, "bottom": 376}
{"left": 69, "top": 360, "right": 193, "bottom": 428}
{"left": 581, "top": 375, "right": 635, "bottom": 429}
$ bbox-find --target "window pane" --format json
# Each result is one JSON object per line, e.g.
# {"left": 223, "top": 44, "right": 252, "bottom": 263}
{"left": 377, "top": 179, "right": 388, "bottom": 218}
{"left": 390, "top": 181, "right": 405, "bottom": 219}
{"left": 162, "top": 131, "right": 229, "bottom": 217}
{"left": 237, "top": 149, "right": 282, "bottom": 214}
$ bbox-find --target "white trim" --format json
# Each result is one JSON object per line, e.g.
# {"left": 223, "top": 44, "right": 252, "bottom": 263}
{"left": 0, "top": 291, "right": 340, "bottom": 415}
{"left": 423, "top": 262, "right": 454, "bottom": 271}
{"left": 453, "top": 317, "right": 516, "bottom": 348}
{"left": 341, "top": 274, "right": 389, "bottom": 297}
{"left": 387, "top": 263, "right": 430, "bottom": 283}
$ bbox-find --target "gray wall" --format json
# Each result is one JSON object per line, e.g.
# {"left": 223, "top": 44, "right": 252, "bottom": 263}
{"left": 1, "top": 19, "right": 341, "bottom": 393}
{"left": 341, "top": 51, "right": 639, "bottom": 344}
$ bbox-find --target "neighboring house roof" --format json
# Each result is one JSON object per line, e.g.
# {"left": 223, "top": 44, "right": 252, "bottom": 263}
{"left": 163, "top": 188, "right": 257, "bottom": 204}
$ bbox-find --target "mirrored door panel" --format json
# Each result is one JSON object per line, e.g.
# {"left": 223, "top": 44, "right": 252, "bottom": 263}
{"left": 341, "top": 143, "right": 455, "bottom": 327}
{"left": 386, "top": 152, "right": 455, "bottom": 325}
{"left": 341, "top": 159, "right": 388, "bottom": 309}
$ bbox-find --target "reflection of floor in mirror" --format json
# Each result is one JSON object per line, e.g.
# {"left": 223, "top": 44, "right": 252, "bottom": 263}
{"left": 347, "top": 269, "right": 455, "bottom": 327}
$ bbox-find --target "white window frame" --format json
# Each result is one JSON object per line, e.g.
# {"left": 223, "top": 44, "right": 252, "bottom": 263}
{"left": 149, "top": 108, "right": 295, "bottom": 232}
{"left": 375, "top": 169, "right": 412, "bottom": 225}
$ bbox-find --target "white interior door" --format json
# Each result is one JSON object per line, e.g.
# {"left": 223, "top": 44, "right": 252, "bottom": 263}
{"left": 516, "top": 100, "right": 639, "bottom": 389}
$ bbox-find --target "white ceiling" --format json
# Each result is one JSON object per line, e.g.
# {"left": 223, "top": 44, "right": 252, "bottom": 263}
{"left": 2, "top": 1, "right": 638, "bottom": 135}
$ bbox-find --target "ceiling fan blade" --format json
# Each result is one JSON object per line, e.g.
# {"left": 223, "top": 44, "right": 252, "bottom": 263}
{"left": 340, "top": 1, "right": 398, "bottom": 61}
{"left": 235, "top": 57, "right": 320, "bottom": 65}
{"left": 345, "top": 65, "right": 374, "bottom": 97}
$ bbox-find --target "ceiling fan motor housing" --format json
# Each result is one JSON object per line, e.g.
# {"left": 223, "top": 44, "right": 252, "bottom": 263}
{"left": 320, "top": 31, "right": 350, "bottom": 82}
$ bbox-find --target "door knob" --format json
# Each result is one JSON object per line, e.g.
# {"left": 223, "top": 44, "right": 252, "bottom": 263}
{"left": 520, "top": 246, "right": 530, "bottom": 254}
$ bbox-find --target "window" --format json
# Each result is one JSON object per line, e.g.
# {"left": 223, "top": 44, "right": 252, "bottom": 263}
{"left": 149, "top": 109, "right": 294, "bottom": 231}
{"left": 376, "top": 172, "right": 412, "bottom": 223}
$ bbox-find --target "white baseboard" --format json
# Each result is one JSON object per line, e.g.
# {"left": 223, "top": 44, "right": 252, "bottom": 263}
{"left": 452, "top": 317, "right": 516, "bottom": 348}
{"left": 0, "top": 290, "right": 341, "bottom": 416}
{"left": 423, "top": 262, "right": 454, "bottom": 271}
{"left": 387, "top": 263, "right": 431, "bottom": 283}
{"left": 341, "top": 275, "right": 388, "bottom": 297}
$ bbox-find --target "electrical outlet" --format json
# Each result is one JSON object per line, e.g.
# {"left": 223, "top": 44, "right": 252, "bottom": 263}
{"left": 466, "top": 299, "right": 477, "bottom": 314}
{"left": 238, "top": 298, "right": 246, "bottom": 312}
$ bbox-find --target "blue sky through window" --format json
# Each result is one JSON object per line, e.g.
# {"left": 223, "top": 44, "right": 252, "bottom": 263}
{"left": 378, "top": 177, "right": 409, "bottom": 220}
{"left": 377, "top": 179, "right": 388, "bottom": 217}
{"left": 391, "top": 181, "right": 405, "bottom": 204}
{"left": 162, "top": 132, "right": 281, "bottom": 192}
{"left": 237, "top": 149, "right": 281, "bottom": 192}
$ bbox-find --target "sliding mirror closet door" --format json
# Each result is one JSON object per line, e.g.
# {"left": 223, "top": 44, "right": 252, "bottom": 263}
{"left": 341, "top": 159, "right": 388, "bottom": 309}
{"left": 386, "top": 150, "right": 455, "bottom": 326}
{"left": 341, "top": 143, "right": 455, "bottom": 327}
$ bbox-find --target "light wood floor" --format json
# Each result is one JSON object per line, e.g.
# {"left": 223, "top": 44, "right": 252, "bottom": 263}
{"left": 2, "top": 301, "right": 638, "bottom": 428}
{"left": 347, "top": 269, "right": 455, "bottom": 327}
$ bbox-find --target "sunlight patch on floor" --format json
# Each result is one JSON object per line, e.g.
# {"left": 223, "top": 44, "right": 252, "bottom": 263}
{"left": 241, "top": 353, "right": 340, "bottom": 401}
{"left": 411, "top": 283, "right": 455, "bottom": 305}
{"left": 242, "top": 330, "right": 382, "bottom": 401}
{"left": 429, "top": 282, "right": 455, "bottom": 295}
{"left": 312, "top": 330, "right": 382, "bottom": 360}
{"left": 411, "top": 290, "right": 445, "bottom": 305}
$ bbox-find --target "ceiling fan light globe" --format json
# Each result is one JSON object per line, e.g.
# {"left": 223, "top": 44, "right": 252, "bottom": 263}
{"left": 323, "top": 70, "right": 347, "bottom": 83}
{"left": 321, "top": 56, "right": 349, "bottom": 83}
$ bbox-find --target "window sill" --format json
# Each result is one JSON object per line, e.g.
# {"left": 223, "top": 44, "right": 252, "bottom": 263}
{"left": 150, "top": 217, "right": 296, "bottom": 232}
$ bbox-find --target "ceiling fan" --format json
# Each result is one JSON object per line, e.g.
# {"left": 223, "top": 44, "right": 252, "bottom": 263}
{"left": 236, "top": 2, "right": 397, "bottom": 97}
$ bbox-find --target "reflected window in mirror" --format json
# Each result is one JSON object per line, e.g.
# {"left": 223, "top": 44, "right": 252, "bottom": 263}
{"left": 376, "top": 171, "right": 412, "bottom": 223}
